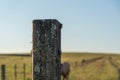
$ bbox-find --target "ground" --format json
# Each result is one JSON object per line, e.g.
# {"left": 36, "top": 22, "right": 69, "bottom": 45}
{"left": 0, "top": 52, "right": 120, "bottom": 80}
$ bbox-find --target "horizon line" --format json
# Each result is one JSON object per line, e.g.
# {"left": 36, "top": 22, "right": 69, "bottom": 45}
{"left": 0, "top": 51, "right": 119, "bottom": 54}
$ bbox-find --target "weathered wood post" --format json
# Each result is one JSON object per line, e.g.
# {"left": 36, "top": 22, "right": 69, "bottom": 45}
{"left": 1, "top": 65, "right": 6, "bottom": 80}
{"left": 23, "top": 63, "right": 26, "bottom": 80}
{"left": 32, "top": 19, "right": 62, "bottom": 80}
{"left": 14, "top": 64, "right": 17, "bottom": 80}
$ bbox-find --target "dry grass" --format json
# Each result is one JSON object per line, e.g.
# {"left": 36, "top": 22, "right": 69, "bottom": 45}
{"left": 0, "top": 55, "right": 32, "bottom": 80}
{"left": 0, "top": 52, "right": 120, "bottom": 80}
{"left": 61, "top": 52, "right": 120, "bottom": 80}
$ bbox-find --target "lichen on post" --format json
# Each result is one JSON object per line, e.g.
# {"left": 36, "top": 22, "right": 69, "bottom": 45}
{"left": 32, "top": 19, "right": 62, "bottom": 80}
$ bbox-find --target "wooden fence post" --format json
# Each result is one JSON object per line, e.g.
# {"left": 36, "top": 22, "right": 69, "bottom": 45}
{"left": 14, "top": 64, "right": 17, "bottom": 80}
{"left": 32, "top": 19, "right": 62, "bottom": 80}
{"left": 1, "top": 65, "right": 6, "bottom": 80}
{"left": 23, "top": 63, "right": 26, "bottom": 80}
{"left": 118, "top": 69, "right": 120, "bottom": 80}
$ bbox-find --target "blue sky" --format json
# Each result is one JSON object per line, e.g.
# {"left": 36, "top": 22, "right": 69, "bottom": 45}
{"left": 0, "top": 0, "right": 120, "bottom": 53}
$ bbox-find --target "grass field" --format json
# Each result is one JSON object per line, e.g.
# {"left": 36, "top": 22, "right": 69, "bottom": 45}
{"left": 62, "top": 53, "right": 120, "bottom": 80}
{"left": 0, "top": 52, "right": 120, "bottom": 80}
{"left": 0, "top": 54, "right": 32, "bottom": 80}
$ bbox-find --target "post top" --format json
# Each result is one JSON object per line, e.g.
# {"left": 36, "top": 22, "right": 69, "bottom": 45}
{"left": 33, "top": 19, "right": 62, "bottom": 29}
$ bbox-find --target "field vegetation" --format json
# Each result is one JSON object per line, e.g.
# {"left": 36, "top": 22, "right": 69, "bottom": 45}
{"left": 0, "top": 52, "right": 120, "bottom": 80}
{"left": 62, "top": 52, "right": 120, "bottom": 80}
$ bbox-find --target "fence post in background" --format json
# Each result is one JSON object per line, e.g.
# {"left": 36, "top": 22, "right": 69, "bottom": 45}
{"left": 32, "top": 19, "right": 62, "bottom": 80}
{"left": 1, "top": 65, "right": 6, "bottom": 80}
{"left": 23, "top": 63, "right": 26, "bottom": 80}
{"left": 14, "top": 64, "right": 17, "bottom": 80}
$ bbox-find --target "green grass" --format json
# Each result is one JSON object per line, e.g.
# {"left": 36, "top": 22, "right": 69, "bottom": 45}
{"left": 0, "top": 52, "right": 120, "bottom": 80}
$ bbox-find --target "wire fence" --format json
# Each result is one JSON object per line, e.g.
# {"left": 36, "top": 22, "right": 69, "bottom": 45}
{"left": 0, "top": 64, "right": 32, "bottom": 80}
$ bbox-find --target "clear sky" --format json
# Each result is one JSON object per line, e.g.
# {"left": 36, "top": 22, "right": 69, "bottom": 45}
{"left": 0, "top": 0, "right": 120, "bottom": 53}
